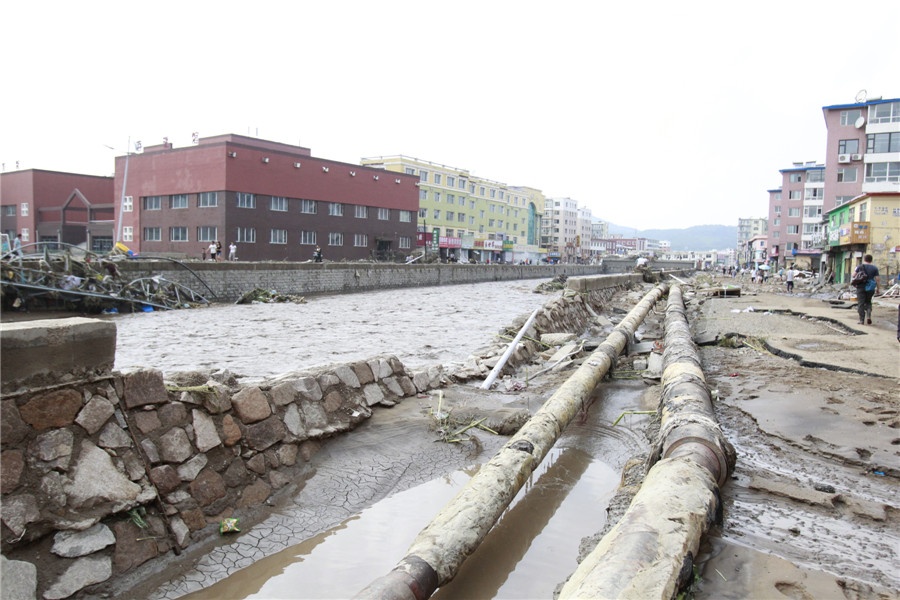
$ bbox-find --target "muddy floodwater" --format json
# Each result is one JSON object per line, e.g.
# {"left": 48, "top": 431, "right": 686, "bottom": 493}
{"left": 108, "top": 279, "right": 551, "bottom": 379}
{"left": 177, "top": 383, "right": 653, "bottom": 600}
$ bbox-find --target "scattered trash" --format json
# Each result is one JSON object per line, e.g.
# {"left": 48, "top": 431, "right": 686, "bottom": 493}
{"left": 730, "top": 373, "right": 739, "bottom": 377}
{"left": 504, "top": 380, "right": 527, "bottom": 392}
{"left": 219, "top": 518, "right": 241, "bottom": 534}
{"left": 235, "top": 288, "right": 307, "bottom": 304}
{"left": 611, "top": 410, "right": 656, "bottom": 426}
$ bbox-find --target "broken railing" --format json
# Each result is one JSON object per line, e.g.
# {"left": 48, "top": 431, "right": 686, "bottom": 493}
{"left": 1, "top": 243, "right": 211, "bottom": 311}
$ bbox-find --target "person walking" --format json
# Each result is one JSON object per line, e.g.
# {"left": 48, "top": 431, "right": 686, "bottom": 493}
{"left": 852, "top": 254, "right": 880, "bottom": 325}
{"left": 208, "top": 241, "right": 217, "bottom": 261}
{"left": 228, "top": 242, "right": 237, "bottom": 261}
{"left": 785, "top": 265, "right": 796, "bottom": 293}
{"left": 12, "top": 233, "right": 23, "bottom": 257}
{"left": 216, "top": 241, "right": 223, "bottom": 262}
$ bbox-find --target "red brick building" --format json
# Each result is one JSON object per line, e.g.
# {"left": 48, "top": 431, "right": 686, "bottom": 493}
{"left": 116, "top": 134, "right": 420, "bottom": 261}
{"left": 1, "top": 169, "right": 114, "bottom": 251}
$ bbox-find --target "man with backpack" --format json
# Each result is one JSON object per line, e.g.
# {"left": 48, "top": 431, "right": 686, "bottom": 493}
{"left": 852, "top": 254, "right": 880, "bottom": 325}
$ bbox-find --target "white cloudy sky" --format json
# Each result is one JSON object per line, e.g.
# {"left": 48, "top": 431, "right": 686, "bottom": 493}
{"left": 1, "top": 1, "right": 898, "bottom": 230}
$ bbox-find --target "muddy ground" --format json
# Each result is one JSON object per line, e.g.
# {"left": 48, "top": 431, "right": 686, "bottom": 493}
{"left": 683, "top": 277, "right": 899, "bottom": 600}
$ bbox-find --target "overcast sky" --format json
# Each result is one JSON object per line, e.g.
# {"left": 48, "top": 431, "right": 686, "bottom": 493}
{"left": 1, "top": 1, "right": 898, "bottom": 230}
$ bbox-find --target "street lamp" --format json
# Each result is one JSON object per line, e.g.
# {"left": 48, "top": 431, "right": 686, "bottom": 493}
{"left": 104, "top": 138, "right": 134, "bottom": 248}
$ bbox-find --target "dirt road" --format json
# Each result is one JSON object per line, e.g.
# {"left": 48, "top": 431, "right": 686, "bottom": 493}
{"left": 684, "top": 280, "right": 899, "bottom": 599}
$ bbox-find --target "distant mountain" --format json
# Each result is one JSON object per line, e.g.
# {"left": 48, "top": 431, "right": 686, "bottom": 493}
{"left": 606, "top": 223, "right": 736, "bottom": 252}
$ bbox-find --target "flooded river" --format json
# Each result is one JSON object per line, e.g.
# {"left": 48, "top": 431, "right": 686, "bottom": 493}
{"left": 109, "top": 279, "right": 551, "bottom": 379}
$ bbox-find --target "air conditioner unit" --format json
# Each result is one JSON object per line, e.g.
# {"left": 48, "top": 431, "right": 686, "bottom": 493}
{"left": 261, "top": 157, "right": 270, "bottom": 163}
{"left": 851, "top": 154, "right": 862, "bottom": 161}
{"left": 837, "top": 154, "right": 850, "bottom": 164}
{"left": 293, "top": 162, "right": 302, "bottom": 168}
{"left": 227, "top": 151, "right": 237, "bottom": 158}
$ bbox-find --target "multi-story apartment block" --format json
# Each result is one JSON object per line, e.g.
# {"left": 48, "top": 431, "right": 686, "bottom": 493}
{"left": 116, "top": 135, "right": 420, "bottom": 262}
{"left": 541, "top": 197, "right": 579, "bottom": 263}
{"left": 1, "top": 169, "right": 114, "bottom": 252}
{"left": 767, "top": 161, "right": 823, "bottom": 269}
{"left": 360, "top": 156, "right": 544, "bottom": 263}
{"left": 736, "top": 217, "right": 767, "bottom": 267}
{"left": 576, "top": 206, "right": 593, "bottom": 262}
{"left": 589, "top": 220, "right": 610, "bottom": 258}
{"left": 766, "top": 95, "right": 899, "bottom": 272}
{"left": 823, "top": 96, "right": 900, "bottom": 208}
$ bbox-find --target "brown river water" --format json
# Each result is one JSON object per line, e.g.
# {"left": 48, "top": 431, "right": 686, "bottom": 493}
{"left": 108, "top": 279, "right": 552, "bottom": 380}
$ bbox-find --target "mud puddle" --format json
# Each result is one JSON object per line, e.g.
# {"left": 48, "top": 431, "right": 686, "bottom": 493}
{"left": 177, "top": 382, "right": 653, "bottom": 599}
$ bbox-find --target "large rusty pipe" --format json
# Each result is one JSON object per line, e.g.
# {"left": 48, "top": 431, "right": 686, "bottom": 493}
{"left": 355, "top": 283, "right": 669, "bottom": 600}
{"left": 657, "top": 284, "right": 734, "bottom": 487}
{"left": 559, "top": 283, "right": 735, "bottom": 599}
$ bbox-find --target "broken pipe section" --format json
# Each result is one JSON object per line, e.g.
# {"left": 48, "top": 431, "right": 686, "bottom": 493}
{"left": 354, "top": 283, "right": 670, "bottom": 600}
{"left": 558, "top": 283, "right": 735, "bottom": 600}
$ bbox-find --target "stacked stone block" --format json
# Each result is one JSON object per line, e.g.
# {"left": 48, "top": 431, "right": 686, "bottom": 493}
{"left": 1, "top": 315, "right": 441, "bottom": 600}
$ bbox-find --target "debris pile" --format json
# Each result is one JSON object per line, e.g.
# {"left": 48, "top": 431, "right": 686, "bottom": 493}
{"left": 1, "top": 245, "right": 210, "bottom": 312}
{"left": 234, "top": 288, "right": 307, "bottom": 304}
{"left": 533, "top": 274, "right": 568, "bottom": 293}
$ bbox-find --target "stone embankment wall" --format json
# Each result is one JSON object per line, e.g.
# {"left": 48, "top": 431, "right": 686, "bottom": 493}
{"left": 115, "top": 261, "right": 610, "bottom": 302}
{"left": 0, "top": 273, "right": 652, "bottom": 599}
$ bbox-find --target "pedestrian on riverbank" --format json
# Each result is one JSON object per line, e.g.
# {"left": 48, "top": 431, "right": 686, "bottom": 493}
{"left": 216, "top": 241, "right": 223, "bottom": 262}
{"left": 785, "top": 266, "right": 796, "bottom": 293}
{"left": 201, "top": 246, "right": 207, "bottom": 261}
{"left": 228, "top": 242, "right": 237, "bottom": 261}
{"left": 853, "top": 254, "right": 880, "bottom": 325}
{"left": 208, "top": 241, "right": 217, "bottom": 261}
{"left": 313, "top": 246, "right": 323, "bottom": 262}
{"left": 12, "top": 233, "right": 22, "bottom": 257}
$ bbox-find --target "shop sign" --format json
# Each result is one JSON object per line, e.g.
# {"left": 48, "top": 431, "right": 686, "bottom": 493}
{"left": 502, "top": 240, "right": 514, "bottom": 251}
{"left": 439, "top": 236, "right": 462, "bottom": 248}
{"left": 431, "top": 228, "right": 440, "bottom": 252}
{"left": 840, "top": 222, "right": 869, "bottom": 245}
{"left": 483, "top": 240, "right": 503, "bottom": 250}
{"left": 461, "top": 234, "right": 475, "bottom": 249}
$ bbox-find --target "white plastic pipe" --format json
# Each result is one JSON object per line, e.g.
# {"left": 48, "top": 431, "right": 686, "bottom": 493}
{"left": 480, "top": 307, "right": 539, "bottom": 390}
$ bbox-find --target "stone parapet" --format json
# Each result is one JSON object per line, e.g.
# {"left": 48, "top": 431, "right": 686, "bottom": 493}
{"left": 0, "top": 318, "right": 116, "bottom": 395}
{"left": 0, "top": 351, "right": 445, "bottom": 599}
{"left": 114, "top": 261, "right": 606, "bottom": 302}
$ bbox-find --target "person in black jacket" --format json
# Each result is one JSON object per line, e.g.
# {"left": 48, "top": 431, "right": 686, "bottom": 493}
{"left": 854, "top": 254, "right": 880, "bottom": 325}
